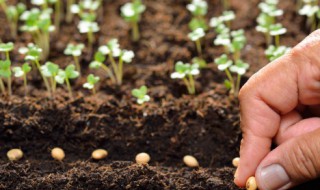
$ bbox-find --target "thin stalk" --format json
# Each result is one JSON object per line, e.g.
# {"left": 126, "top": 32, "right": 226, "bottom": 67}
{"left": 233, "top": 51, "right": 240, "bottom": 62}
{"left": 5, "top": 51, "right": 9, "bottom": 60}
{"left": 50, "top": 76, "right": 55, "bottom": 93}
{"left": 182, "top": 77, "right": 192, "bottom": 94}
{"left": 65, "top": 77, "right": 73, "bottom": 99}
{"left": 131, "top": 21, "right": 140, "bottom": 42}
{"left": 35, "top": 59, "right": 51, "bottom": 95}
{"left": 101, "top": 64, "right": 116, "bottom": 84}
{"left": 222, "top": 0, "right": 230, "bottom": 10}
{"left": 7, "top": 77, "right": 11, "bottom": 96}
{"left": 23, "top": 74, "right": 27, "bottom": 96}
{"left": 0, "top": 78, "right": 5, "bottom": 95}
{"left": 275, "top": 35, "right": 280, "bottom": 47}
{"left": 92, "top": 87, "right": 96, "bottom": 94}
{"left": 195, "top": 39, "right": 202, "bottom": 58}
{"left": 109, "top": 54, "right": 119, "bottom": 83}
{"left": 225, "top": 69, "right": 234, "bottom": 93}
{"left": 54, "top": 0, "right": 61, "bottom": 33}
{"left": 117, "top": 57, "right": 123, "bottom": 85}
{"left": 311, "top": 15, "right": 317, "bottom": 31}
{"left": 265, "top": 32, "right": 271, "bottom": 46}
{"left": 73, "top": 56, "right": 81, "bottom": 74}
{"left": 87, "top": 30, "right": 94, "bottom": 54}
{"left": 235, "top": 74, "right": 241, "bottom": 97}
{"left": 188, "top": 74, "right": 195, "bottom": 95}
{"left": 66, "top": 0, "right": 74, "bottom": 23}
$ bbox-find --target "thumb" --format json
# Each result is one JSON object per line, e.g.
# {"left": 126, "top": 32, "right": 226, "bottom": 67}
{"left": 256, "top": 122, "right": 320, "bottom": 190}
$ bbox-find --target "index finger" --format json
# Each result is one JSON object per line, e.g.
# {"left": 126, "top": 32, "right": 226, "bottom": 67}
{"left": 235, "top": 30, "right": 320, "bottom": 187}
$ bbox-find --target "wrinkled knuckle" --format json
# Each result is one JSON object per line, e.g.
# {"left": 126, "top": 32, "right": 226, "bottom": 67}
{"left": 288, "top": 139, "right": 319, "bottom": 181}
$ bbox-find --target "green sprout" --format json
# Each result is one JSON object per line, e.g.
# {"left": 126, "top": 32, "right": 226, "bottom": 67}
{"left": 265, "top": 45, "right": 291, "bottom": 61}
{"left": 256, "top": 0, "right": 286, "bottom": 46}
{"left": 188, "top": 28, "right": 205, "bottom": 57}
{"left": 131, "top": 85, "right": 150, "bottom": 104}
{"left": 121, "top": 0, "right": 146, "bottom": 42}
{"left": 90, "top": 39, "right": 134, "bottom": 85}
{"left": 187, "top": 0, "right": 208, "bottom": 31}
{"left": 170, "top": 61, "right": 199, "bottom": 95}
{"left": 83, "top": 74, "right": 100, "bottom": 94}
{"left": 0, "top": 1, "right": 26, "bottom": 38}
{"left": 215, "top": 54, "right": 249, "bottom": 97}
{"left": 13, "top": 63, "right": 31, "bottom": 95}
{"left": 19, "top": 43, "right": 51, "bottom": 94}
{"left": 41, "top": 61, "right": 59, "bottom": 94}
{"left": 229, "top": 29, "right": 246, "bottom": 61}
{"left": 299, "top": 0, "right": 319, "bottom": 31}
{"left": 55, "top": 65, "right": 79, "bottom": 98}
{"left": 20, "top": 8, "right": 55, "bottom": 60}
{"left": 64, "top": 43, "right": 85, "bottom": 74}
{"left": 229, "top": 60, "right": 249, "bottom": 96}
{"left": 0, "top": 42, "right": 14, "bottom": 96}
{"left": 222, "top": 0, "right": 230, "bottom": 10}
{"left": 31, "top": 0, "right": 61, "bottom": 33}
{"left": 71, "top": 0, "right": 101, "bottom": 53}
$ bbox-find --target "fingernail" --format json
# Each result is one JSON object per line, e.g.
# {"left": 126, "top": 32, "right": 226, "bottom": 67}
{"left": 258, "top": 164, "right": 290, "bottom": 190}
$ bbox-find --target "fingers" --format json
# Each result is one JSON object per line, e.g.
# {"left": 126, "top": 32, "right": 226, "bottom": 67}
{"left": 235, "top": 53, "right": 299, "bottom": 187}
{"left": 276, "top": 116, "right": 320, "bottom": 144}
{"left": 236, "top": 29, "right": 320, "bottom": 187}
{"left": 256, "top": 127, "right": 320, "bottom": 190}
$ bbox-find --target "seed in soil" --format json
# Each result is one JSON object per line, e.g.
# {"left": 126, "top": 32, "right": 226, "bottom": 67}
{"left": 7, "top": 149, "right": 23, "bottom": 161}
{"left": 183, "top": 155, "right": 199, "bottom": 167}
{"left": 246, "top": 176, "right": 258, "bottom": 190}
{"left": 51, "top": 147, "right": 65, "bottom": 161}
{"left": 92, "top": 149, "right": 108, "bottom": 160}
{"left": 135, "top": 152, "right": 150, "bottom": 164}
{"left": 232, "top": 157, "right": 240, "bottom": 167}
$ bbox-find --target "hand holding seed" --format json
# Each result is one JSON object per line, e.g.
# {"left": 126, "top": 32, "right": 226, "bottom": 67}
{"left": 236, "top": 30, "right": 320, "bottom": 189}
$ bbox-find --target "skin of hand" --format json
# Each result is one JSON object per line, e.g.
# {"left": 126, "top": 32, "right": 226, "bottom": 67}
{"left": 234, "top": 29, "right": 320, "bottom": 190}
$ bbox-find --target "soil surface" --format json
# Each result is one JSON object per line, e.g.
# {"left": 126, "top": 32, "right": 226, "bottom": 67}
{"left": 0, "top": 0, "right": 319, "bottom": 189}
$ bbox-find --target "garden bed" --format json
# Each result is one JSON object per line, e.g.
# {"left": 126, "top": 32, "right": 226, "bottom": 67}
{"left": 0, "top": 0, "right": 319, "bottom": 189}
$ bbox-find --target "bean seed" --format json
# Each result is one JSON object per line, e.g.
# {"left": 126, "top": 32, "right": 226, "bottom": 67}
{"left": 183, "top": 155, "right": 199, "bottom": 167}
{"left": 135, "top": 152, "right": 150, "bottom": 164}
{"left": 232, "top": 157, "right": 240, "bottom": 167}
{"left": 92, "top": 149, "right": 108, "bottom": 160}
{"left": 7, "top": 149, "right": 23, "bottom": 161}
{"left": 246, "top": 176, "right": 257, "bottom": 190}
{"left": 51, "top": 147, "right": 65, "bottom": 161}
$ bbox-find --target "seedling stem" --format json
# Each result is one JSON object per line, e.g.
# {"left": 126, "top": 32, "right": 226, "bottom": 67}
{"left": 132, "top": 21, "right": 140, "bottom": 42}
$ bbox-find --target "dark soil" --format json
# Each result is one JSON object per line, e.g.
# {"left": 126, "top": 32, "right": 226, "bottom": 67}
{"left": 0, "top": 0, "right": 319, "bottom": 189}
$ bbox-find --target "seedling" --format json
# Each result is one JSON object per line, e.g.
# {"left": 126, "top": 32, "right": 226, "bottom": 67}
{"left": 19, "top": 43, "right": 51, "bottom": 94}
{"left": 265, "top": 45, "right": 291, "bottom": 61}
{"left": 90, "top": 39, "right": 134, "bottom": 85}
{"left": 13, "top": 63, "right": 32, "bottom": 95}
{"left": 256, "top": 0, "right": 286, "bottom": 46}
{"left": 135, "top": 152, "right": 150, "bottom": 164}
{"left": 83, "top": 74, "right": 100, "bottom": 94}
{"left": 192, "top": 57, "right": 207, "bottom": 68}
{"left": 131, "top": 85, "right": 150, "bottom": 104}
{"left": 229, "top": 59, "right": 250, "bottom": 96}
{"left": 121, "top": 0, "right": 146, "bottom": 42}
{"left": 66, "top": 0, "right": 75, "bottom": 23}
{"left": 64, "top": 43, "right": 85, "bottom": 73}
{"left": 0, "top": 42, "right": 14, "bottom": 96}
{"left": 41, "top": 61, "right": 59, "bottom": 94}
{"left": 31, "top": 0, "right": 62, "bottom": 33}
{"left": 229, "top": 29, "right": 246, "bottom": 61}
{"left": 0, "top": 1, "right": 26, "bottom": 38}
{"left": 187, "top": 0, "right": 208, "bottom": 31}
{"left": 188, "top": 28, "right": 205, "bottom": 57}
{"left": 170, "top": 61, "right": 199, "bottom": 95}
{"left": 299, "top": 0, "right": 319, "bottom": 31}
{"left": 71, "top": 0, "right": 102, "bottom": 53}
{"left": 55, "top": 64, "right": 79, "bottom": 98}
{"left": 20, "top": 8, "right": 55, "bottom": 60}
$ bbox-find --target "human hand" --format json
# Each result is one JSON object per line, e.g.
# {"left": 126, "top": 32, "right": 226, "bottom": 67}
{"left": 234, "top": 30, "right": 320, "bottom": 190}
